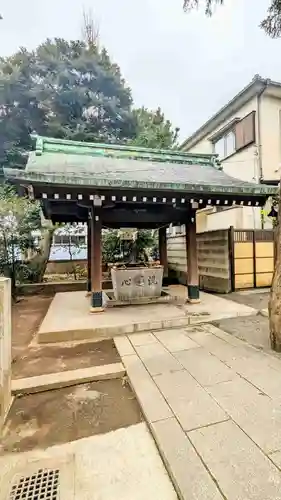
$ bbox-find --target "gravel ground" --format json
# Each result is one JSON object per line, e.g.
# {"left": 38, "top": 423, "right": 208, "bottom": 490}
{"left": 214, "top": 290, "right": 271, "bottom": 350}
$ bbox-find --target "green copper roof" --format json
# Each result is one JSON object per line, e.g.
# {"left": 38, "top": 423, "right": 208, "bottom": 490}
{"left": 4, "top": 135, "right": 277, "bottom": 198}
{"left": 32, "top": 135, "right": 220, "bottom": 167}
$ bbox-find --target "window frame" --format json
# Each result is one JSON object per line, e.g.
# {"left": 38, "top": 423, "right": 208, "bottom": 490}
{"left": 212, "top": 110, "right": 256, "bottom": 160}
{"left": 213, "top": 128, "right": 236, "bottom": 160}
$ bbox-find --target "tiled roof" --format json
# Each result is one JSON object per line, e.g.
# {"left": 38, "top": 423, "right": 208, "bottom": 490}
{"left": 4, "top": 135, "right": 277, "bottom": 198}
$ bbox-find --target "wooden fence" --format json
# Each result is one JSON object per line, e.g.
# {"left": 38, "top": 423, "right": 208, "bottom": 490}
{"left": 231, "top": 229, "right": 274, "bottom": 290}
{"left": 167, "top": 227, "right": 274, "bottom": 293}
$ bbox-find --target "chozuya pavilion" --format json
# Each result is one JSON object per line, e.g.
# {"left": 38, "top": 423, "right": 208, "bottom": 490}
{"left": 4, "top": 135, "right": 275, "bottom": 312}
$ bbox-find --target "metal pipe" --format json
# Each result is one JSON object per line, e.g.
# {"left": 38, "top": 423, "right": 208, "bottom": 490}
{"left": 256, "top": 80, "right": 269, "bottom": 182}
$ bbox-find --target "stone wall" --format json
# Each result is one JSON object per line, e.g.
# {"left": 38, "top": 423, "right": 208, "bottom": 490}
{"left": 167, "top": 229, "right": 231, "bottom": 293}
{"left": 0, "top": 278, "right": 11, "bottom": 431}
{"left": 46, "top": 259, "right": 87, "bottom": 275}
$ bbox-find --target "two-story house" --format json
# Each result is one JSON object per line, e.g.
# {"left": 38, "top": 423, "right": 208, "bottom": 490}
{"left": 180, "top": 75, "right": 281, "bottom": 231}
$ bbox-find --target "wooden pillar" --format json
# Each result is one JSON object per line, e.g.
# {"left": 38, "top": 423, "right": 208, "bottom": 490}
{"left": 86, "top": 215, "right": 91, "bottom": 294}
{"left": 90, "top": 206, "right": 103, "bottom": 312}
{"left": 185, "top": 212, "right": 200, "bottom": 303}
{"left": 159, "top": 227, "right": 168, "bottom": 278}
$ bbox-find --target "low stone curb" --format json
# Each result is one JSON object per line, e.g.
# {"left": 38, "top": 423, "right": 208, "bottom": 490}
{"left": 11, "top": 363, "right": 125, "bottom": 395}
{"left": 259, "top": 308, "right": 269, "bottom": 317}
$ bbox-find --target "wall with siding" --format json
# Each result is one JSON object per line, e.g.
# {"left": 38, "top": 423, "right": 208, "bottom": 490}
{"left": 167, "top": 230, "right": 231, "bottom": 293}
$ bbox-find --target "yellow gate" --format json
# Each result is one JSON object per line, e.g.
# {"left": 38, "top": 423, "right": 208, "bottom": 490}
{"left": 231, "top": 229, "right": 274, "bottom": 290}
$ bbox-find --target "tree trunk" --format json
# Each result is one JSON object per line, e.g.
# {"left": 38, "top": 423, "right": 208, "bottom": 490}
{"left": 28, "top": 226, "right": 55, "bottom": 282}
{"left": 269, "top": 190, "right": 281, "bottom": 350}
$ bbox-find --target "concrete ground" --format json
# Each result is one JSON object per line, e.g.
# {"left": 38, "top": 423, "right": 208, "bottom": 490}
{"left": 215, "top": 314, "right": 271, "bottom": 349}
{"left": 116, "top": 324, "right": 281, "bottom": 500}
{"left": 37, "top": 287, "right": 256, "bottom": 343}
{"left": 216, "top": 290, "right": 270, "bottom": 350}
{"left": 221, "top": 289, "right": 269, "bottom": 310}
{"left": 0, "top": 423, "right": 177, "bottom": 500}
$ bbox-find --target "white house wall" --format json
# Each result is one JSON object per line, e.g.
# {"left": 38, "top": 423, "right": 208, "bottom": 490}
{"left": 183, "top": 96, "right": 264, "bottom": 230}
{"left": 198, "top": 206, "right": 261, "bottom": 231}
{"left": 183, "top": 97, "right": 258, "bottom": 159}
{"left": 260, "top": 94, "right": 281, "bottom": 181}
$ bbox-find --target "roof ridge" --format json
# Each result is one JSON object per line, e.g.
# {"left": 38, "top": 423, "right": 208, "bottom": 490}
{"left": 31, "top": 134, "right": 221, "bottom": 168}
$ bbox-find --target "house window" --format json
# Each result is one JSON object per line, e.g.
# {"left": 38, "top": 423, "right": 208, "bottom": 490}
{"left": 213, "top": 111, "right": 256, "bottom": 159}
{"left": 214, "top": 137, "right": 225, "bottom": 158}
{"left": 214, "top": 130, "right": 235, "bottom": 159}
{"left": 225, "top": 131, "right": 235, "bottom": 156}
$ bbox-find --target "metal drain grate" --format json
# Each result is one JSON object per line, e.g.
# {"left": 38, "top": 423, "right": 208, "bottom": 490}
{"left": 8, "top": 468, "right": 59, "bottom": 500}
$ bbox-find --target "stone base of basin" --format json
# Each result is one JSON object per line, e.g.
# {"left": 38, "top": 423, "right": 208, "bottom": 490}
{"left": 111, "top": 266, "right": 164, "bottom": 301}
{"left": 104, "top": 289, "right": 182, "bottom": 308}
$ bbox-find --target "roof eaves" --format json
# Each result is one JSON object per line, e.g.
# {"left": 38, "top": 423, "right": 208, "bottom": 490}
{"left": 4, "top": 168, "right": 277, "bottom": 198}
{"left": 180, "top": 76, "right": 268, "bottom": 151}
{"left": 209, "top": 118, "right": 240, "bottom": 142}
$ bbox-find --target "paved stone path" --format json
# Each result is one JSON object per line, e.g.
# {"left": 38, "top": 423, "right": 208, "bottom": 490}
{"left": 115, "top": 324, "right": 281, "bottom": 500}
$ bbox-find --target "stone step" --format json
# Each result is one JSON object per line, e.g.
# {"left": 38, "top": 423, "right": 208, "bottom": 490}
{"left": 12, "top": 363, "right": 125, "bottom": 395}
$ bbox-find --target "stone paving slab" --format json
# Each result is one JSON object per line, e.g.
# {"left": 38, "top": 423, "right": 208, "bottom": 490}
{"left": 235, "top": 363, "right": 281, "bottom": 399}
{"left": 128, "top": 332, "right": 158, "bottom": 347}
{"left": 188, "top": 420, "right": 281, "bottom": 500}
{"left": 135, "top": 343, "right": 183, "bottom": 376}
{"left": 187, "top": 326, "right": 281, "bottom": 399}
{"left": 186, "top": 328, "right": 252, "bottom": 364}
{"left": 122, "top": 354, "right": 173, "bottom": 423}
{"left": 200, "top": 323, "right": 247, "bottom": 346}
{"left": 269, "top": 450, "right": 281, "bottom": 470}
{"left": 134, "top": 342, "right": 168, "bottom": 358}
{"left": 114, "top": 326, "right": 281, "bottom": 500}
{"left": 154, "top": 370, "right": 228, "bottom": 431}
{"left": 114, "top": 336, "right": 135, "bottom": 356}
{"left": 0, "top": 423, "right": 177, "bottom": 500}
{"left": 174, "top": 347, "right": 236, "bottom": 387}
{"left": 208, "top": 377, "right": 281, "bottom": 454}
{"left": 151, "top": 417, "right": 224, "bottom": 500}
{"left": 154, "top": 329, "right": 200, "bottom": 352}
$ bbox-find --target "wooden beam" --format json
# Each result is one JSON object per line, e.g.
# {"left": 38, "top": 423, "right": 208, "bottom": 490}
{"left": 87, "top": 215, "right": 91, "bottom": 294}
{"left": 90, "top": 207, "right": 103, "bottom": 312}
{"left": 159, "top": 227, "right": 168, "bottom": 278}
{"left": 185, "top": 212, "right": 200, "bottom": 303}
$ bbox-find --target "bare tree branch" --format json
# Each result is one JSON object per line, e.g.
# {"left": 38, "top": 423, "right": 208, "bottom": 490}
{"left": 183, "top": 0, "right": 224, "bottom": 16}
{"left": 183, "top": 0, "right": 281, "bottom": 39}
{"left": 81, "top": 8, "right": 100, "bottom": 49}
{"left": 260, "top": 0, "right": 281, "bottom": 38}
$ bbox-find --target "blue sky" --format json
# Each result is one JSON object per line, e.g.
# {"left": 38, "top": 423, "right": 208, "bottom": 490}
{"left": 0, "top": 0, "right": 280, "bottom": 139}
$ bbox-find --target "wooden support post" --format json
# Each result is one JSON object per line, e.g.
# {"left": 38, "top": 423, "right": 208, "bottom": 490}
{"left": 185, "top": 212, "right": 200, "bottom": 303}
{"left": 90, "top": 206, "right": 104, "bottom": 313}
{"left": 86, "top": 215, "right": 91, "bottom": 295}
{"left": 159, "top": 227, "right": 168, "bottom": 278}
{"left": 228, "top": 226, "right": 235, "bottom": 292}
